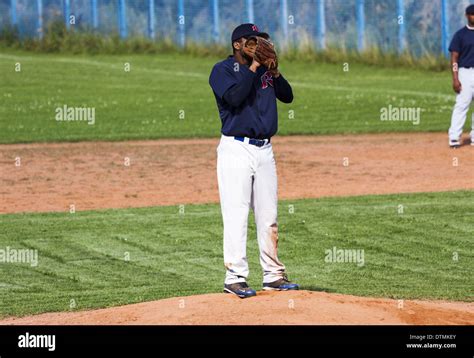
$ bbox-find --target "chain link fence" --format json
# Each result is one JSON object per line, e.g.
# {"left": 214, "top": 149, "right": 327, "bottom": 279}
{"left": 0, "top": 0, "right": 473, "bottom": 56}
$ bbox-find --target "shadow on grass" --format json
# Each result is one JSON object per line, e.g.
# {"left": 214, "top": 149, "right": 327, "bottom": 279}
{"left": 461, "top": 137, "right": 473, "bottom": 147}
{"left": 300, "top": 285, "right": 336, "bottom": 293}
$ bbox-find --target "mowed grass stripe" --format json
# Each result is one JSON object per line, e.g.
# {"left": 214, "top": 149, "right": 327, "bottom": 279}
{"left": 0, "top": 191, "right": 472, "bottom": 317}
{"left": 0, "top": 51, "right": 454, "bottom": 143}
{"left": 0, "top": 53, "right": 450, "bottom": 99}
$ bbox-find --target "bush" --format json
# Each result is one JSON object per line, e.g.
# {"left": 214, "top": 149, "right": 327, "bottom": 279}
{"left": 0, "top": 24, "right": 20, "bottom": 47}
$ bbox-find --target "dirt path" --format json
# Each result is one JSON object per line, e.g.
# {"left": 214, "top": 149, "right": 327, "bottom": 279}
{"left": 1, "top": 290, "right": 472, "bottom": 325}
{"left": 1, "top": 132, "right": 473, "bottom": 214}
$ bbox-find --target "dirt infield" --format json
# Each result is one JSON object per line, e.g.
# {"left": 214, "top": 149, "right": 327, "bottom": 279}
{"left": 1, "top": 132, "right": 473, "bottom": 325}
{"left": 1, "top": 132, "right": 474, "bottom": 214}
{"left": 1, "top": 290, "right": 473, "bottom": 325}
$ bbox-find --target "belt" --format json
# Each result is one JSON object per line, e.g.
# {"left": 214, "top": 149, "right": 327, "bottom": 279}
{"left": 234, "top": 136, "right": 270, "bottom": 147}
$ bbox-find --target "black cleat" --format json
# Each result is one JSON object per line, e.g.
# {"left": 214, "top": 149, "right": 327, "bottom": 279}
{"left": 263, "top": 275, "right": 299, "bottom": 291}
{"left": 224, "top": 282, "right": 257, "bottom": 298}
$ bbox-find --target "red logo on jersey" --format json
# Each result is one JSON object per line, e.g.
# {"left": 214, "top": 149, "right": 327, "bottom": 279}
{"left": 261, "top": 71, "right": 274, "bottom": 89}
{"left": 252, "top": 25, "right": 259, "bottom": 32}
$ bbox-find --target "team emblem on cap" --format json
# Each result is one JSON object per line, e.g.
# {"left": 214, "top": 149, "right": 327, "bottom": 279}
{"left": 252, "top": 25, "right": 259, "bottom": 32}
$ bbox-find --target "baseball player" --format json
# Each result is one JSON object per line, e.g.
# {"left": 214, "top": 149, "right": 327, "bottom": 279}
{"left": 448, "top": 4, "right": 474, "bottom": 148}
{"left": 209, "top": 23, "right": 299, "bottom": 298}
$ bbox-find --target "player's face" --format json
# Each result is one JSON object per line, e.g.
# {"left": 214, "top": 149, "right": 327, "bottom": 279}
{"left": 466, "top": 13, "right": 474, "bottom": 26}
{"left": 232, "top": 38, "right": 244, "bottom": 51}
{"left": 238, "top": 37, "right": 254, "bottom": 61}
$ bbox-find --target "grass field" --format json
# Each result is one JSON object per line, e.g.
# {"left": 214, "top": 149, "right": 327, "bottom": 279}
{"left": 0, "top": 191, "right": 472, "bottom": 318}
{"left": 0, "top": 50, "right": 454, "bottom": 144}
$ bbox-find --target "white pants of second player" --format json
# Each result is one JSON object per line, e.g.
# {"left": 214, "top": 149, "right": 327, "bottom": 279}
{"left": 449, "top": 67, "right": 474, "bottom": 142}
{"left": 216, "top": 134, "right": 286, "bottom": 285}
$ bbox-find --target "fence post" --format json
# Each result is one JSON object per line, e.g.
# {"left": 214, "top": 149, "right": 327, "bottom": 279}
{"left": 280, "top": 0, "right": 288, "bottom": 45}
{"left": 37, "top": 0, "right": 43, "bottom": 39}
{"left": 118, "top": 0, "right": 127, "bottom": 39}
{"left": 441, "top": 0, "right": 449, "bottom": 57}
{"left": 148, "top": 0, "right": 155, "bottom": 39}
{"left": 212, "top": 0, "right": 220, "bottom": 43}
{"left": 10, "top": 0, "right": 17, "bottom": 26}
{"left": 178, "top": 0, "right": 185, "bottom": 47}
{"left": 63, "top": 0, "right": 71, "bottom": 30}
{"left": 397, "top": 0, "right": 405, "bottom": 53}
{"left": 356, "top": 0, "right": 365, "bottom": 52}
{"left": 91, "top": 0, "right": 98, "bottom": 29}
{"left": 316, "top": 0, "right": 325, "bottom": 50}
{"left": 246, "top": 0, "right": 254, "bottom": 24}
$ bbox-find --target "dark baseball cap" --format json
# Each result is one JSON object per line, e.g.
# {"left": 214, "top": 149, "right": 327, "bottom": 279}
{"left": 231, "top": 23, "right": 269, "bottom": 43}
{"left": 466, "top": 4, "right": 474, "bottom": 14}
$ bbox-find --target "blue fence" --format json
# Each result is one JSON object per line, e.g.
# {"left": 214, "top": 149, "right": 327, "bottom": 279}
{"left": 0, "top": 0, "right": 472, "bottom": 56}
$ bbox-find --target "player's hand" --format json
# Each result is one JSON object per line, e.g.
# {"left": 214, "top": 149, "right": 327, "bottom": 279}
{"left": 453, "top": 79, "right": 462, "bottom": 94}
{"left": 249, "top": 59, "right": 260, "bottom": 73}
{"left": 270, "top": 69, "right": 280, "bottom": 78}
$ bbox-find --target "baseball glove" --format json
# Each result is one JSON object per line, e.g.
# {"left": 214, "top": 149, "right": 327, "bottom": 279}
{"left": 243, "top": 36, "right": 278, "bottom": 72}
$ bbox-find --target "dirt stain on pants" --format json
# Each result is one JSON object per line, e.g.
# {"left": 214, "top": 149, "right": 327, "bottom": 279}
{"left": 270, "top": 223, "right": 279, "bottom": 252}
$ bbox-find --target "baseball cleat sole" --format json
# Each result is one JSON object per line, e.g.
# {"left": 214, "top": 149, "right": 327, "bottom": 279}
{"left": 262, "top": 286, "right": 288, "bottom": 291}
{"left": 262, "top": 283, "right": 300, "bottom": 291}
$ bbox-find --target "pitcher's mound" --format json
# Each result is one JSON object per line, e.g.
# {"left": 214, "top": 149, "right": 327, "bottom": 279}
{"left": 1, "top": 291, "right": 473, "bottom": 325}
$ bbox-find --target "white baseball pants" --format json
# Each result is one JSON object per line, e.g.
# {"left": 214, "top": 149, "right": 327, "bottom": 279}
{"left": 217, "top": 135, "right": 286, "bottom": 285}
{"left": 449, "top": 67, "right": 474, "bottom": 142}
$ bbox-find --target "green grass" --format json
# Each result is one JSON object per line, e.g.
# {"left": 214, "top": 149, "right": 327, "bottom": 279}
{"left": 0, "top": 191, "right": 472, "bottom": 318}
{"left": 0, "top": 49, "right": 454, "bottom": 144}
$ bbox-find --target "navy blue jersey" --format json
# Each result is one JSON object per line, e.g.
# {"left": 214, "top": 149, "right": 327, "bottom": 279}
{"left": 209, "top": 56, "right": 279, "bottom": 139}
{"left": 449, "top": 26, "right": 474, "bottom": 68}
